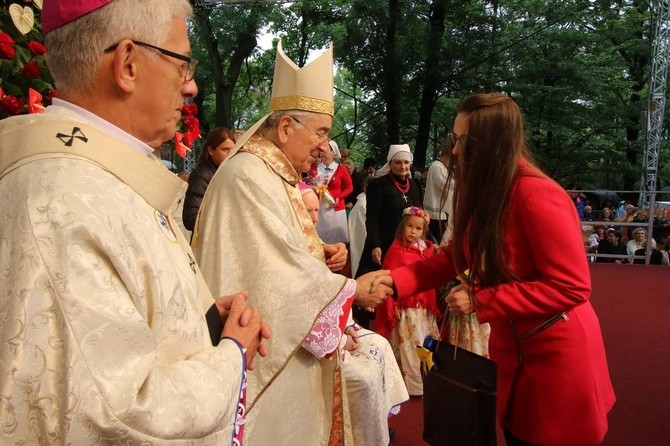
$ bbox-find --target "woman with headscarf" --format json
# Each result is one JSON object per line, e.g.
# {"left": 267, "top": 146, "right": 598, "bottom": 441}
{"left": 357, "top": 144, "right": 422, "bottom": 277}
{"left": 308, "top": 139, "right": 353, "bottom": 244}
{"left": 376, "top": 93, "right": 615, "bottom": 445}
{"left": 182, "top": 127, "right": 236, "bottom": 232}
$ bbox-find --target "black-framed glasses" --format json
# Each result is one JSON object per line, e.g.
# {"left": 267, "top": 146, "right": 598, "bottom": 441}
{"left": 291, "top": 116, "right": 329, "bottom": 144}
{"left": 104, "top": 40, "right": 198, "bottom": 82}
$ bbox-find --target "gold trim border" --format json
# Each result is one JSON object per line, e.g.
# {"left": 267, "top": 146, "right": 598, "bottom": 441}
{"left": 270, "top": 96, "right": 334, "bottom": 116}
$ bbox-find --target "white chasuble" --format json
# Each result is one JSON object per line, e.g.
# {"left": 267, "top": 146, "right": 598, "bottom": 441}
{"left": 193, "top": 136, "right": 353, "bottom": 445}
{"left": 0, "top": 109, "right": 246, "bottom": 445}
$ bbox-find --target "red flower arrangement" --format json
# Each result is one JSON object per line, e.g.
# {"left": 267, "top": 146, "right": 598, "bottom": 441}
{"left": 0, "top": 32, "right": 16, "bottom": 59}
{"left": 174, "top": 102, "right": 201, "bottom": 159}
{"left": 0, "top": 2, "right": 55, "bottom": 119}
{"left": 0, "top": 93, "right": 24, "bottom": 115}
{"left": 26, "top": 40, "right": 45, "bottom": 56}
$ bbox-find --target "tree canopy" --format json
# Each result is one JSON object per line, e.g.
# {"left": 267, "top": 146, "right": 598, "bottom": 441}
{"left": 187, "top": 0, "right": 669, "bottom": 192}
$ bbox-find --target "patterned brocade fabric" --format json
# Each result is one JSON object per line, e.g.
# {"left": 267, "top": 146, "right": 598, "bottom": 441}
{"left": 239, "top": 135, "right": 325, "bottom": 262}
{"left": 194, "top": 133, "right": 354, "bottom": 445}
{"left": 0, "top": 112, "right": 246, "bottom": 445}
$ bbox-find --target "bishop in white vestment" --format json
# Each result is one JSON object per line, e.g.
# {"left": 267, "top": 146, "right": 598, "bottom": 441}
{"left": 0, "top": 106, "right": 247, "bottom": 445}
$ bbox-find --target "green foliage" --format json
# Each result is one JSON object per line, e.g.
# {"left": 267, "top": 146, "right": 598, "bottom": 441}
{"left": 187, "top": 0, "right": 667, "bottom": 188}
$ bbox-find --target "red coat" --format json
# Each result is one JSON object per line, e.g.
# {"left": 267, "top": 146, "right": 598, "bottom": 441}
{"left": 376, "top": 239, "right": 441, "bottom": 338}
{"left": 390, "top": 164, "right": 615, "bottom": 445}
{"left": 309, "top": 163, "right": 353, "bottom": 211}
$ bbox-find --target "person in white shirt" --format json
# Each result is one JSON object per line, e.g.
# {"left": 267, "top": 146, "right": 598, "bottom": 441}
{"left": 424, "top": 140, "right": 455, "bottom": 242}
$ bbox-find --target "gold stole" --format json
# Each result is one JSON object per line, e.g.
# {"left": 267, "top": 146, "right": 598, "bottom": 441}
{"left": 239, "top": 136, "right": 325, "bottom": 262}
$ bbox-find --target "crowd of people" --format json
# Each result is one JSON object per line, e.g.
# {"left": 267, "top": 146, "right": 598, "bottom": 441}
{"left": 576, "top": 196, "right": 670, "bottom": 265}
{"left": 0, "top": 1, "right": 618, "bottom": 445}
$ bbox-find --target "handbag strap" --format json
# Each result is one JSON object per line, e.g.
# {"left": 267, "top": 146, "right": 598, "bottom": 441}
{"left": 452, "top": 316, "right": 460, "bottom": 360}
{"left": 436, "top": 271, "right": 473, "bottom": 360}
{"left": 434, "top": 312, "right": 461, "bottom": 361}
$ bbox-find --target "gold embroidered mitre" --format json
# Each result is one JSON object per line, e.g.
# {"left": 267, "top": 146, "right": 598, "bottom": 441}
{"left": 269, "top": 40, "right": 334, "bottom": 116}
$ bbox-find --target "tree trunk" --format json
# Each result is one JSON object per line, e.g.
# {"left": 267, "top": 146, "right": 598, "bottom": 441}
{"left": 414, "top": 0, "right": 447, "bottom": 168}
{"left": 383, "top": 0, "right": 401, "bottom": 146}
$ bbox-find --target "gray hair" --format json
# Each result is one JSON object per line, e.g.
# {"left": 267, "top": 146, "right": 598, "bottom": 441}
{"left": 258, "top": 110, "right": 316, "bottom": 136}
{"left": 45, "top": 0, "right": 192, "bottom": 95}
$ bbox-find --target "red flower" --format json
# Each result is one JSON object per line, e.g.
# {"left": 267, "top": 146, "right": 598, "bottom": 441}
{"left": 182, "top": 126, "right": 200, "bottom": 148}
{"left": 0, "top": 45, "right": 16, "bottom": 59}
{"left": 1, "top": 96, "right": 25, "bottom": 115}
{"left": 0, "top": 32, "right": 15, "bottom": 60}
{"left": 182, "top": 115, "right": 197, "bottom": 128}
{"left": 22, "top": 60, "right": 42, "bottom": 79}
{"left": 174, "top": 132, "right": 189, "bottom": 159}
{"left": 28, "top": 88, "right": 45, "bottom": 114}
{"left": 0, "top": 32, "right": 14, "bottom": 45}
{"left": 46, "top": 90, "right": 58, "bottom": 103}
{"left": 27, "top": 41, "right": 46, "bottom": 56}
{"left": 181, "top": 103, "right": 198, "bottom": 116}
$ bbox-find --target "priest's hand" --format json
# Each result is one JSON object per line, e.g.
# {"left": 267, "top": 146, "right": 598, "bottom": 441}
{"left": 355, "top": 270, "right": 392, "bottom": 309}
{"left": 221, "top": 294, "right": 271, "bottom": 371}
{"left": 323, "top": 242, "right": 347, "bottom": 272}
{"left": 214, "top": 291, "right": 249, "bottom": 321}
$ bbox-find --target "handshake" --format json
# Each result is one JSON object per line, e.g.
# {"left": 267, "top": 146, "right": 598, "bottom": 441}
{"left": 354, "top": 270, "right": 394, "bottom": 311}
{"left": 213, "top": 270, "right": 395, "bottom": 370}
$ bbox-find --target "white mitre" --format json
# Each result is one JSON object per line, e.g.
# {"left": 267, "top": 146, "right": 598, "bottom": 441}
{"left": 230, "top": 40, "right": 334, "bottom": 152}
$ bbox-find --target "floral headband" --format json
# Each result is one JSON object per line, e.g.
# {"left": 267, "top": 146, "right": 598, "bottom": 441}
{"left": 402, "top": 206, "right": 430, "bottom": 224}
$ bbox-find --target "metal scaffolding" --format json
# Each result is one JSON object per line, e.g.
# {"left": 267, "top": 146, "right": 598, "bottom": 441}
{"left": 639, "top": 0, "right": 670, "bottom": 208}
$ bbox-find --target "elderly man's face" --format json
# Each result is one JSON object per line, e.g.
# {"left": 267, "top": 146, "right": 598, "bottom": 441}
{"left": 136, "top": 18, "right": 197, "bottom": 148}
{"left": 302, "top": 190, "right": 320, "bottom": 224}
{"left": 285, "top": 114, "right": 332, "bottom": 173}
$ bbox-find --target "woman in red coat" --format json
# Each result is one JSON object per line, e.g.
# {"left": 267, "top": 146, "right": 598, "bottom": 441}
{"left": 380, "top": 93, "right": 615, "bottom": 445}
{"left": 308, "top": 140, "right": 353, "bottom": 243}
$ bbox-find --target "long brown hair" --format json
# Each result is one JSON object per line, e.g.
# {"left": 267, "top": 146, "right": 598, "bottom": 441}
{"left": 197, "top": 127, "right": 236, "bottom": 165}
{"left": 450, "top": 93, "right": 544, "bottom": 287}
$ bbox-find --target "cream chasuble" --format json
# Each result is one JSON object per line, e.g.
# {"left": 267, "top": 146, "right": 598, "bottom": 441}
{"left": 0, "top": 108, "right": 246, "bottom": 445}
{"left": 193, "top": 136, "right": 354, "bottom": 445}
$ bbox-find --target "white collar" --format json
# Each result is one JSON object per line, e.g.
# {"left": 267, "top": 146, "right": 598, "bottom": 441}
{"left": 50, "top": 98, "right": 154, "bottom": 156}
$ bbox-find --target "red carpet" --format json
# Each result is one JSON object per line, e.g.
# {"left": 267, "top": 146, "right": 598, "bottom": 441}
{"left": 388, "top": 263, "right": 670, "bottom": 445}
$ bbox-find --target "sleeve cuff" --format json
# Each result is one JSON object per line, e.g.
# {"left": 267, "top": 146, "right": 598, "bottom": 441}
{"left": 206, "top": 304, "right": 223, "bottom": 346}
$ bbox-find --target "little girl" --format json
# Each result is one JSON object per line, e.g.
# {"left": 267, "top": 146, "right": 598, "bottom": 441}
{"left": 377, "top": 206, "right": 441, "bottom": 396}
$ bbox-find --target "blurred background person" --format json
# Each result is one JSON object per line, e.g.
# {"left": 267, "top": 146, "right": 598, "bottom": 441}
{"left": 344, "top": 157, "right": 364, "bottom": 210}
{"left": 182, "top": 127, "right": 235, "bottom": 233}
{"left": 358, "top": 144, "right": 422, "bottom": 276}
{"left": 308, "top": 139, "right": 353, "bottom": 244}
{"left": 596, "top": 228, "right": 628, "bottom": 263}
{"left": 627, "top": 227, "right": 656, "bottom": 262}
{"left": 424, "top": 137, "right": 455, "bottom": 242}
{"left": 362, "top": 156, "right": 377, "bottom": 180}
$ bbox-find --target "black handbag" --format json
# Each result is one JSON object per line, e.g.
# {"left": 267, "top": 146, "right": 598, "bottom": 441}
{"left": 421, "top": 336, "right": 498, "bottom": 446}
